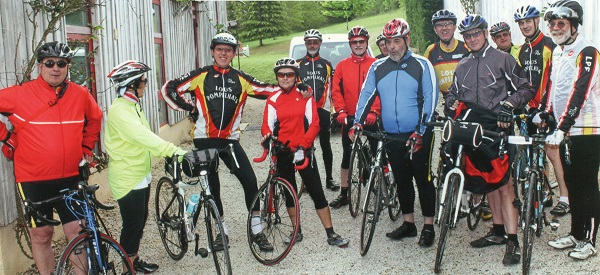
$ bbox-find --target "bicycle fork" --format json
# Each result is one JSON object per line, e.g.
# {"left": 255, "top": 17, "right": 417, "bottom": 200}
{"left": 437, "top": 167, "right": 466, "bottom": 228}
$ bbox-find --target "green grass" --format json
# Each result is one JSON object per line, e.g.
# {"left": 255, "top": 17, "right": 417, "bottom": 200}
{"left": 232, "top": 9, "right": 405, "bottom": 83}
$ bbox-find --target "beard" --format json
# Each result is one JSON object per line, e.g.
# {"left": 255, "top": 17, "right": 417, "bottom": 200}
{"left": 551, "top": 30, "right": 571, "bottom": 45}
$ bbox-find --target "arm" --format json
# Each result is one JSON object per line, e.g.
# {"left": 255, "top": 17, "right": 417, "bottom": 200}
{"left": 354, "top": 65, "right": 378, "bottom": 125}
{"left": 299, "top": 98, "right": 320, "bottom": 149}
{"left": 330, "top": 63, "right": 346, "bottom": 113}
{"left": 160, "top": 68, "right": 203, "bottom": 112}
{"left": 239, "top": 70, "right": 279, "bottom": 100}
{"left": 504, "top": 56, "right": 535, "bottom": 109}
{"left": 419, "top": 59, "right": 439, "bottom": 134}
{"left": 81, "top": 91, "right": 103, "bottom": 153}
{"left": 261, "top": 98, "right": 276, "bottom": 137}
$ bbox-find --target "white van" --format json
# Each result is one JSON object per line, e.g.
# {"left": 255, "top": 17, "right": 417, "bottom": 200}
{"left": 288, "top": 34, "right": 374, "bottom": 70}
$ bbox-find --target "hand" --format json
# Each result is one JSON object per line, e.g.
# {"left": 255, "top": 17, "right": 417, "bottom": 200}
{"left": 82, "top": 146, "right": 94, "bottom": 163}
{"left": 546, "top": 130, "right": 565, "bottom": 147}
{"left": 448, "top": 99, "right": 460, "bottom": 111}
{"left": 188, "top": 107, "right": 199, "bottom": 123}
{"left": 174, "top": 147, "right": 187, "bottom": 162}
{"left": 293, "top": 148, "right": 305, "bottom": 164}
{"left": 297, "top": 83, "right": 313, "bottom": 99}
{"left": 407, "top": 132, "right": 423, "bottom": 153}
{"left": 497, "top": 102, "right": 514, "bottom": 129}
{"left": 532, "top": 111, "right": 549, "bottom": 127}
{"left": 365, "top": 112, "right": 377, "bottom": 125}
{"left": 336, "top": 112, "right": 348, "bottom": 125}
{"left": 348, "top": 124, "right": 363, "bottom": 142}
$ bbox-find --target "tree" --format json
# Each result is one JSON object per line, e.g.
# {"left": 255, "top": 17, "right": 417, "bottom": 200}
{"left": 460, "top": 0, "right": 480, "bottom": 14}
{"left": 235, "top": 2, "right": 287, "bottom": 46}
{"left": 405, "top": 0, "right": 443, "bottom": 53}
{"left": 320, "top": 0, "right": 372, "bottom": 29}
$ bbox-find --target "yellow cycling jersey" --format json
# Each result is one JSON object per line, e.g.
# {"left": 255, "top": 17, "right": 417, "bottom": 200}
{"left": 424, "top": 40, "right": 470, "bottom": 95}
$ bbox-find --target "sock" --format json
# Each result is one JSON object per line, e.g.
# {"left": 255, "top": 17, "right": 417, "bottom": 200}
{"left": 507, "top": 234, "right": 518, "bottom": 244}
{"left": 559, "top": 196, "right": 569, "bottom": 205}
{"left": 423, "top": 224, "right": 434, "bottom": 231}
{"left": 251, "top": 216, "right": 262, "bottom": 235}
{"left": 325, "top": 227, "right": 335, "bottom": 238}
{"left": 221, "top": 219, "right": 229, "bottom": 236}
{"left": 493, "top": 224, "right": 506, "bottom": 236}
{"left": 341, "top": 187, "right": 349, "bottom": 197}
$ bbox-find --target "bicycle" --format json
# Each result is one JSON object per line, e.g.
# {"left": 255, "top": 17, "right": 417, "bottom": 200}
{"left": 348, "top": 129, "right": 372, "bottom": 218}
{"left": 155, "top": 145, "right": 236, "bottom": 275}
{"left": 356, "top": 128, "right": 404, "bottom": 256}
{"left": 250, "top": 137, "right": 305, "bottom": 265}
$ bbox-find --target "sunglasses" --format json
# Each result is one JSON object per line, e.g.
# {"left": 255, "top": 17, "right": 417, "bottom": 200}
{"left": 435, "top": 22, "right": 455, "bottom": 28}
{"left": 463, "top": 30, "right": 484, "bottom": 40}
{"left": 140, "top": 78, "right": 148, "bottom": 84}
{"left": 351, "top": 40, "right": 367, "bottom": 45}
{"left": 43, "top": 60, "right": 69, "bottom": 68}
{"left": 547, "top": 21, "right": 568, "bottom": 29}
{"left": 276, "top": 72, "right": 296, "bottom": 78}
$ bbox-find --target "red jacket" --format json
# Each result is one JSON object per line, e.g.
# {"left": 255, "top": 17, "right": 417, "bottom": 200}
{"left": 331, "top": 54, "right": 380, "bottom": 115}
{"left": 0, "top": 77, "right": 103, "bottom": 182}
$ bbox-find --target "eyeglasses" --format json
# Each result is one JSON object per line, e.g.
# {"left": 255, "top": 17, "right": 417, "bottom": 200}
{"left": 43, "top": 60, "right": 68, "bottom": 68}
{"left": 140, "top": 78, "right": 148, "bottom": 84}
{"left": 463, "top": 30, "right": 484, "bottom": 40}
{"left": 276, "top": 72, "right": 296, "bottom": 79}
{"left": 435, "top": 22, "right": 455, "bottom": 28}
{"left": 547, "top": 21, "right": 568, "bottom": 29}
{"left": 305, "top": 40, "right": 320, "bottom": 45}
{"left": 350, "top": 40, "right": 367, "bottom": 45}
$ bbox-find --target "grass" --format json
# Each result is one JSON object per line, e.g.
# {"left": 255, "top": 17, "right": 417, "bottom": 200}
{"left": 231, "top": 9, "right": 405, "bottom": 83}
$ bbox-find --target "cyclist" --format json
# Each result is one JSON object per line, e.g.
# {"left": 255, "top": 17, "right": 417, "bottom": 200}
{"left": 352, "top": 18, "right": 439, "bottom": 247}
{"left": 490, "top": 22, "right": 520, "bottom": 59}
{"left": 541, "top": 0, "right": 600, "bottom": 260}
{"left": 296, "top": 29, "right": 339, "bottom": 191}
{"left": 104, "top": 60, "right": 187, "bottom": 273}
{"left": 161, "top": 33, "right": 310, "bottom": 252}
{"left": 446, "top": 14, "right": 534, "bottom": 265}
{"left": 375, "top": 33, "right": 388, "bottom": 59}
{"left": 0, "top": 41, "right": 103, "bottom": 275}
{"left": 514, "top": 4, "right": 569, "bottom": 217}
{"left": 329, "top": 26, "right": 379, "bottom": 209}
{"left": 261, "top": 58, "right": 350, "bottom": 247}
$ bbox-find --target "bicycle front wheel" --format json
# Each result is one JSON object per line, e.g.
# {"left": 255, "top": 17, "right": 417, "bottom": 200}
{"left": 348, "top": 137, "right": 369, "bottom": 218}
{"left": 204, "top": 199, "right": 232, "bottom": 275}
{"left": 434, "top": 173, "right": 458, "bottom": 274}
{"left": 466, "top": 193, "right": 483, "bottom": 230}
{"left": 247, "top": 178, "right": 299, "bottom": 265}
{"left": 523, "top": 172, "right": 537, "bottom": 275}
{"left": 155, "top": 176, "right": 188, "bottom": 260}
{"left": 360, "top": 167, "right": 382, "bottom": 256}
{"left": 56, "top": 232, "right": 134, "bottom": 275}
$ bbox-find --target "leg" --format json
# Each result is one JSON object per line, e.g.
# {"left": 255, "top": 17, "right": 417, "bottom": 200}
{"left": 330, "top": 123, "right": 352, "bottom": 208}
{"left": 29, "top": 226, "right": 55, "bottom": 275}
{"left": 317, "top": 109, "right": 337, "bottom": 189}
{"left": 411, "top": 129, "right": 437, "bottom": 246}
{"left": 546, "top": 145, "right": 570, "bottom": 216}
{"left": 498, "top": 178, "right": 520, "bottom": 265}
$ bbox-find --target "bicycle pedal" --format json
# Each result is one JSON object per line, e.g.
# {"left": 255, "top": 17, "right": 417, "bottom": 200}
{"left": 197, "top": 247, "right": 209, "bottom": 258}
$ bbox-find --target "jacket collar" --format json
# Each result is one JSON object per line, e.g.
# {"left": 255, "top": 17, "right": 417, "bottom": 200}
{"left": 212, "top": 64, "right": 231, "bottom": 74}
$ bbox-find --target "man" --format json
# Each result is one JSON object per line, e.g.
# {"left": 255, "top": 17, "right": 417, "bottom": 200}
{"left": 351, "top": 18, "right": 438, "bottom": 247}
{"left": 514, "top": 4, "right": 569, "bottom": 217}
{"left": 375, "top": 33, "right": 388, "bottom": 59}
{"left": 329, "top": 26, "right": 378, "bottom": 208}
{"left": 447, "top": 14, "right": 534, "bottom": 265}
{"left": 490, "top": 22, "right": 520, "bottom": 59}
{"left": 162, "top": 33, "right": 310, "bottom": 252}
{"left": 296, "top": 29, "right": 339, "bottom": 191}
{"left": 0, "top": 41, "right": 103, "bottom": 275}
{"left": 542, "top": 0, "right": 600, "bottom": 260}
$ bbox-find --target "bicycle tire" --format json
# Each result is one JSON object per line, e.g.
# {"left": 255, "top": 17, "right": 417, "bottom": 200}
{"left": 155, "top": 177, "right": 188, "bottom": 260}
{"left": 434, "top": 173, "right": 458, "bottom": 274}
{"left": 348, "top": 137, "right": 367, "bottom": 218}
{"left": 360, "top": 167, "right": 382, "bottom": 256}
{"left": 536, "top": 172, "right": 549, "bottom": 237}
{"left": 523, "top": 172, "right": 537, "bottom": 275}
{"left": 466, "top": 193, "right": 483, "bottom": 231}
{"left": 387, "top": 176, "right": 401, "bottom": 221}
{"left": 247, "top": 177, "right": 299, "bottom": 265}
{"left": 295, "top": 177, "right": 305, "bottom": 200}
{"left": 513, "top": 146, "right": 528, "bottom": 223}
{"left": 433, "top": 158, "right": 444, "bottom": 225}
{"left": 56, "top": 232, "right": 135, "bottom": 274}
{"left": 204, "top": 199, "right": 232, "bottom": 275}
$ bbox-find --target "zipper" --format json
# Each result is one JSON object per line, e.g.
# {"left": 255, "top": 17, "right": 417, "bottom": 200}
{"left": 218, "top": 72, "right": 225, "bottom": 138}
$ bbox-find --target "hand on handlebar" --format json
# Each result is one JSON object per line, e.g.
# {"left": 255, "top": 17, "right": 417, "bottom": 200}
{"left": 293, "top": 147, "right": 305, "bottom": 164}
{"left": 174, "top": 147, "right": 187, "bottom": 162}
{"left": 546, "top": 129, "right": 565, "bottom": 148}
{"left": 348, "top": 124, "right": 363, "bottom": 142}
{"left": 407, "top": 132, "right": 423, "bottom": 154}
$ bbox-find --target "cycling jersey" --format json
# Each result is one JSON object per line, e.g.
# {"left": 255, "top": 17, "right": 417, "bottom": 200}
{"left": 355, "top": 50, "right": 438, "bottom": 135}
{"left": 297, "top": 54, "right": 333, "bottom": 110}
{"left": 161, "top": 64, "right": 279, "bottom": 140}
{"left": 424, "top": 40, "right": 470, "bottom": 94}
{"left": 0, "top": 77, "right": 103, "bottom": 182}
{"left": 499, "top": 44, "right": 520, "bottom": 60}
{"left": 516, "top": 31, "right": 556, "bottom": 109}
{"left": 541, "top": 36, "right": 600, "bottom": 136}
{"left": 331, "top": 54, "right": 378, "bottom": 115}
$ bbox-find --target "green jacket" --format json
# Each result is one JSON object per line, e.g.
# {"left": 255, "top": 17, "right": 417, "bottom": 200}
{"left": 104, "top": 97, "right": 180, "bottom": 200}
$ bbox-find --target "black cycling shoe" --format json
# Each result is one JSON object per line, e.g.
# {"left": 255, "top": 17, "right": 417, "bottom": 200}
{"left": 503, "top": 240, "right": 521, "bottom": 265}
{"left": 252, "top": 232, "right": 274, "bottom": 252}
{"left": 329, "top": 195, "right": 350, "bottom": 208}
{"left": 386, "top": 223, "right": 417, "bottom": 240}
{"left": 470, "top": 230, "right": 507, "bottom": 248}
{"left": 213, "top": 233, "right": 229, "bottom": 252}
{"left": 418, "top": 228, "right": 435, "bottom": 247}
{"left": 133, "top": 258, "right": 159, "bottom": 274}
{"left": 326, "top": 179, "right": 340, "bottom": 191}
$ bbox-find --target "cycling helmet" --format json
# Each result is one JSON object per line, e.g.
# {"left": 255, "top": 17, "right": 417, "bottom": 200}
{"left": 544, "top": 0, "right": 583, "bottom": 25}
{"left": 382, "top": 18, "right": 410, "bottom": 39}
{"left": 458, "top": 14, "right": 488, "bottom": 34}
{"left": 210, "top": 33, "right": 238, "bottom": 50}
{"left": 273, "top": 58, "right": 300, "bottom": 76}
{"left": 348, "top": 26, "right": 370, "bottom": 40}
{"left": 304, "top": 29, "right": 323, "bottom": 41}
{"left": 376, "top": 33, "right": 386, "bottom": 44}
{"left": 431, "top": 9, "right": 457, "bottom": 24}
{"left": 490, "top": 22, "right": 511, "bottom": 36}
{"left": 107, "top": 60, "right": 151, "bottom": 88}
{"left": 514, "top": 5, "right": 541, "bottom": 22}
{"left": 37, "top": 41, "right": 73, "bottom": 62}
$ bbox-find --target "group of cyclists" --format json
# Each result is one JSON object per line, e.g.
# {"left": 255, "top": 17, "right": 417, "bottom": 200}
{"left": 1, "top": 0, "right": 598, "bottom": 273}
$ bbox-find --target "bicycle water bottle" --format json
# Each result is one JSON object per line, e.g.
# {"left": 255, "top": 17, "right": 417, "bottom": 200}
{"left": 384, "top": 163, "right": 394, "bottom": 186}
{"left": 187, "top": 194, "right": 200, "bottom": 216}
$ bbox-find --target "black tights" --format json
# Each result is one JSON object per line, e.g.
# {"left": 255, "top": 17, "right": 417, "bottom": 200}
{"left": 117, "top": 186, "right": 151, "bottom": 256}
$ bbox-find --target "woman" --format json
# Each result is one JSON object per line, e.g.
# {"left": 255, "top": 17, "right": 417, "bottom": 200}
{"left": 261, "top": 58, "right": 349, "bottom": 246}
{"left": 104, "top": 60, "right": 186, "bottom": 273}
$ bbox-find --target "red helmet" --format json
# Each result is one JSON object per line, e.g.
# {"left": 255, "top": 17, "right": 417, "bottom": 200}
{"left": 383, "top": 18, "right": 410, "bottom": 39}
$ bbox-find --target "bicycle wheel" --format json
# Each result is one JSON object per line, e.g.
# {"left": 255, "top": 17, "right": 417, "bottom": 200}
{"left": 360, "top": 167, "right": 382, "bottom": 256}
{"left": 247, "top": 178, "right": 299, "bottom": 265}
{"left": 204, "top": 199, "right": 232, "bottom": 275}
{"left": 513, "top": 146, "right": 528, "bottom": 222}
{"left": 523, "top": 172, "right": 537, "bottom": 275}
{"left": 155, "top": 177, "right": 188, "bottom": 260}
{"left": 466, "top": 193, "right": 484, "bottom": 231}
{"left": 56, "top": 232, "right": 135, "bottom": 274}
{"left": 387, "top": 175, "right": 401, "bottom": 221}
{"left": 433, "top": 157, "right": 445, "bottom": 224}
{"left": 434, "top": 173, "right": 458, "bottom": 274}
{"left": 348, "top": 137, "right": 368, "bottom": 218}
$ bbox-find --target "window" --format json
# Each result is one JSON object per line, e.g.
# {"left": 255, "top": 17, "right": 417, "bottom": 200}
{"left": 65, "top": 9, "right": 95, "bottom": 97}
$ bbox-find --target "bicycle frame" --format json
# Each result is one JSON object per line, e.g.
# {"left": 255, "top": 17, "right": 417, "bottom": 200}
{"left": 436, "top": 144, "right": 466, "bottom": 227}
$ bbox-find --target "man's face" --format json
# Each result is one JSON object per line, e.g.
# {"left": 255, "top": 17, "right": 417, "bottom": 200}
{"left": 38, "top": 57, "right": 69, "bottom": 87}
{"left": 305, "top": 39, "right": 321, "bottom": 55}
{"left": 463, "top": 28, "right": 487, "bottom": 52}
{"left": 548, "top": 18, "right": 573, "bottom": 45}
{"left": 377, "top": 40, "right": 388, "bottom": 56}
{"left": 433, "top": 20, "right": 457, "bottom": 43}
{"left": 517, "top": 18, "right": 539, "bottom": 38}
{"left": 386, "top": 37, "right": 409, "bottom": 62}
{"left": 491, "top": 30, "right": 512, "bottom": 51}
{"left": 350, "top": 37, "right": 368, "bottom": 56}
{"left": 211, "top": 44, "right": 235, "bottom": 68}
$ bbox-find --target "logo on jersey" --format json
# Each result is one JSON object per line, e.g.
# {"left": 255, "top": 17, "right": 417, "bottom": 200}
{"left": 227, "top": 78, "right": 236, "bottom": 84}
{"left": 452, "top": 54, "right": 464, "bottom": 59}
{"left": 401, "top": 63, "right": 408, "bottom": 69}
{"left": 534, "top": 50, "right": 541, "bottom": 56}
{"left": 568, "top": 50, "right": 574, "bottom": 57}
{"left": 304, "top": 62, "right": 310, "bottom": 66}
{"left": 317, "top": 64, "right": 323, "bottom": 69}
{"left": 437, "top": 55, "right": 444, "bottom": 61}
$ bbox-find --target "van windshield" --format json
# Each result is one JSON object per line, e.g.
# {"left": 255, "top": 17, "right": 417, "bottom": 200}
{"left": 291, "top": 42, "right": 356, "bottom": 70}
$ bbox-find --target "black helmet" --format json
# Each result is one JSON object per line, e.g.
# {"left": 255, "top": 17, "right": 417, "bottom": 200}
{"left": 490, "top": 22, "right": 511, "bottom": 36}
{"left": 273, "top": 58, "right": 300, "bottom": 76}
{"left": 210, "top": 33, "right": 238, "bottom": 50}
{"left": 514, "top": 5, "right": 541, "bottom": 22}
{"left": 348, "top": 26, "right": 370, "bottom": 40}
{"left": 304, "top": 29, "right": 323, "bottom": 41}
{"left": 37, "top": 41, "right": 73, "bottom": 62}
{"left": 458, "top": 14, "right": 488, "bottom": 34}
{"left": 544, "top": 0, "right": 583, "bottom": 25}
{"left": 376, "top": 33, "right": 386, "bottom": 44}
{"left": 431, "top": 9, "right": 457, "bottom": 24}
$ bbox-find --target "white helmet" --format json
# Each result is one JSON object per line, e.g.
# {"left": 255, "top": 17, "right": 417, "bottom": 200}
{"left": 107, "top": 60, "right": 151, "bottom": 88}
{"left": 210, "top": 33, "right": 238, "bottom": 50}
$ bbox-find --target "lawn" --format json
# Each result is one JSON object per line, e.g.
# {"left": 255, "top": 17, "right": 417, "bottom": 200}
{"left": 232, "top": 9, "right": 405, "bottom": 83}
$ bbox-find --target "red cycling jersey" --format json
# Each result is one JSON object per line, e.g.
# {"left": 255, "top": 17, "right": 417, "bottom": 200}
{"left": 331, "top": 54, "right": 380, "bottom": 115}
